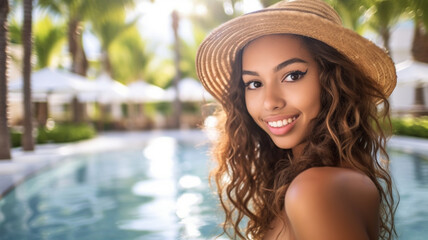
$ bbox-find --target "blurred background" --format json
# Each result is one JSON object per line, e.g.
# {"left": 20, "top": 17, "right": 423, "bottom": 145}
{"left": 0, "top": 0, "right": 428, "bottom": 151}
{"left": 1, "top": 1, "right": 428, "bottom": 239}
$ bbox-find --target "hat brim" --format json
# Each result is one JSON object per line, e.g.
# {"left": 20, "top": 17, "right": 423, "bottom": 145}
{"left": 196, "top": 9, "right": 397, "bottom": 103}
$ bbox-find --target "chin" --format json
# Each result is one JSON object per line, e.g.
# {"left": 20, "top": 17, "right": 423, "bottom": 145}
{"left": 270, "top": 136, "right": 298, "bottom": 150}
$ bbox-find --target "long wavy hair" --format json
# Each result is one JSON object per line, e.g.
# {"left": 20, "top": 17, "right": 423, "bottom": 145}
{"left": 210, "top": 34, "right": 397, "bottom": 240}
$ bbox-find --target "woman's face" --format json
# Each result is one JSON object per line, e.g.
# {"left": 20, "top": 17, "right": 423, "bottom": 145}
{"left": 242, "top": 34, "right": 321, "bottom": 152}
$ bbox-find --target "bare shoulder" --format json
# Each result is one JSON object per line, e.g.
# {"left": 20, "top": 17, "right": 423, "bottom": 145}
{"left": 286, "top": 167, "right": 379, "bottom": 202}
{"left": 285, "top": 167, "right": 380, "bottom": 240}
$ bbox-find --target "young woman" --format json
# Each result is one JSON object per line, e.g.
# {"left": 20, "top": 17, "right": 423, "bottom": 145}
{"left": 196, "top": 0, "right": 397, "bottom": 240}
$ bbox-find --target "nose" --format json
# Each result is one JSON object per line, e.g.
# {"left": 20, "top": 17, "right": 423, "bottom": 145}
{"left": 263, "top": 84, "right": 286, "bottom": 111}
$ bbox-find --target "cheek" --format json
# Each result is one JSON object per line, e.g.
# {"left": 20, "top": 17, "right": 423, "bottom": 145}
{"left": 245, "top": 95, "right": 256, "bottom": 119}
{"left": 288, "top": 81, "right": 321, "bottom": 117}
{"left": 303, "top": 83, "right": 321, "bottom": 117}
{"left": 245, "top": 93, "right": 262, "bottom": 125}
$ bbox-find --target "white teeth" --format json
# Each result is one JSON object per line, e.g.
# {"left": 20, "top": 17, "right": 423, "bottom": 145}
{"left": 267, "top": 116, "right": 297, "bottom": 128}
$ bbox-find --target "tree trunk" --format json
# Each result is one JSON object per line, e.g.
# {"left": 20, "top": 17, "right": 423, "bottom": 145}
{"left": 412, "top": 83, "right": 426, "bottom": 117}
{"left": 101, "top": 51, "right": 113, "bottom": 77}
{"left": 35, "top": 102, "right": 48, "bottom": 127}
{"left": 380, "top": 26, "right": 391, "bottom": 55}
{"left": 22, "top": 0, "right": 34, "bottom": 151}
{"left": 68, "top": 18, "right": 88, "bottom": 76}
{"left": 411, "top": 21, "right": 428, "bottom": 63}
{"left": 72, "top": 96, "right": 84, "bottom": 123}
{"left": 0, "top": 0, "right": 11, "bottom": 160}
{"left": 171, "top": 10, "right": 182, "bottom": 129}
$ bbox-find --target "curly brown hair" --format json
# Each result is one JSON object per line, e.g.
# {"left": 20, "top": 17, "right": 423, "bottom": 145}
{"left": 209, "top": 34, "right": 397, "bottom": 240}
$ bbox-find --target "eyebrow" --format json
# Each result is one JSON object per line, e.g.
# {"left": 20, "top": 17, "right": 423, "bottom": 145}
{"left": 242, "top": 58, "right": 308, "bottom": 76}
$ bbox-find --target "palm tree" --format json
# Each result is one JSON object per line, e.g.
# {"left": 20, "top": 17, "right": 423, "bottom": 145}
{"left": 407, "top": 0, "right": 428, "bottom": 63}
{"left": 171, "top": 10, "right": 182, "bottom": 129}
{"left": 179, "top": 25, "right": 206, "bottom": 81}
{"left": 364, "top": 0, "right": 405, "bottom": 54}
{"left": 10, "top": 16, "right": 66, "bottom": 69}
{"left": 190, "top": 0, "right": 244, "bottom": 32}
{"left": 109, "top": 26, "right": 152, "bottom": 83}
{"left": 38, "top": 0, "right": 136, "bottom": 76}
{"left": 38, "top": 0, "right": 87, "bottom": 75}
{"left": 89, "top": 10, "right": 138, "bottom": 77}
{"left": 325, "top": 0, "right": 369, "bottom": 34}
{"left": 34, "top": 16, "right": 66, "bottom": 69}
{"left": 22, "top": 0, "right": 34, "bottom": 151}
{"left": 0, "top": 0, "right": 11, "bottom": 160}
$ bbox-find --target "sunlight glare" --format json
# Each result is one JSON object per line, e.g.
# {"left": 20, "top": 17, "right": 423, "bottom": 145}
{"left": 176, "top": 193, "right": 203, "bottom": 219}
{"left": 179, "top": 175, "right": 202, "bottom": 189}
{"left": 204, "top": 115, "right": 219, "bottom": 141}
{"left": 143, "top": 136, "right": 177, "bottom": 179}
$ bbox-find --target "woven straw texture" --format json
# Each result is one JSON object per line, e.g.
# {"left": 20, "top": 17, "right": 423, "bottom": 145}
{"left": 196, "top": 0, "right": 397, "bottom": 103}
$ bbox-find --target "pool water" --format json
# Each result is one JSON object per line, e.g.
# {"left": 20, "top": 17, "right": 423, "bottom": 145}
{"left": 390, "top": 150, "right": 428, "bottom": 240}
{"left": 0, "top": 136, "right": 427, "bottom": 240}
{"left": 0, "top": 137, "right": 223, "bottom": 240}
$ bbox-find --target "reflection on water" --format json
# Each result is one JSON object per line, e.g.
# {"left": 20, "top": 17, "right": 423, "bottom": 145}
{"left": 0, "top": 137, "right": 222, "bottom": 240}
{"left": 412, "top": 155, "right": 428, "bottom": 185}
{"left": 390, "top": 150, "right": 428, "bottom": 240}
{"left": 0, "top": 139, "right": 427, "bottom": 240}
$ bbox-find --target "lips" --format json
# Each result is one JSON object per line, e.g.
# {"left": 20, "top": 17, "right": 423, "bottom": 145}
{"left": 263, "top": 114, "right": 300, "bottom": 135}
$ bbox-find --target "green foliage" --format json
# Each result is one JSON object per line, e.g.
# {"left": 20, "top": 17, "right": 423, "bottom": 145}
{"left": 144, "top": 58, "right": 175, "bottom": 88}
{"left": 10, "top": 123, "right": 96, "bottom": 147}
{"left": 37, "top": 0, "right": 135, "bottom": 23}
{"left": 392, "top": 117, "right": 428, "bottom": 138}
{"left": 89, "top": 7, "right": 141, "bottom": 79}
{"left": 8, "top": 15, "right": 66, "bottom": 69}
{"left": 325, "top": 0, "right": 369, "bottom": 33}
{"left": 10, "top": 130, "right": 22, "bottom": 148}
{"left": 8, "top": 18, "right": 21, "bottom": 44}
{"left": 109, "top": 26, "right": 152, "bottom": 83}
{"left": 182, "top": 102, "right": 200, "bottom": 114}
{"left": 36, "top": 126, "right": 50, "bottom": 144}
{"left": 152, "top": 102, "right": 172, "bottom": 116}
{"left": 40, "top": 123, "right": 96, "bottom": 143}
{"left": 363, "top": 0, "right": 406, "bottom": 51}
{"left": 37, "top": 123, "right": 96, "bottom": 143}
{"left": 259, "top": 0, "right": 281, "bottom": 8}
{"left": 190, "top": 0, "right": 244, "bottom": 32}
{"left": 34, "top": 16, "right": 66, "bottom": 69}
{"left": 91, "top": 10, "right": 135, "bottom": 51}
{"left": 407, "top": 0, "right": 428, "bottom": 29}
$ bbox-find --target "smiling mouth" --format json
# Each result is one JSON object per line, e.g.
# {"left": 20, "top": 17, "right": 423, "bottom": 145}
{"left": 267, "top": 115, "right": 298, "bottom": 128}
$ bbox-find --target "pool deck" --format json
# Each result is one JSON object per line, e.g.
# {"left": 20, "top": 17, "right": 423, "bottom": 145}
{"left": 0, "top": 130, "right": 427, "bottom": 198}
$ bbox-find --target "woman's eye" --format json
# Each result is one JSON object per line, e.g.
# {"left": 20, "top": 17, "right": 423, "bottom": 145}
{"left": 283, "top": 69, "right": 308, "bottom": 82}
{"left": 245, "top": 81, "right": 262, "bottom": 90}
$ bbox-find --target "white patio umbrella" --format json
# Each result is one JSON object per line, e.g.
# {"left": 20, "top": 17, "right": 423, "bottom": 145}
{"left": 8, "top": 68, "right": 96, "bottom": 124}
{"left": 79, "top": 73, "right": 129, "bottom": 104}
{"left": 396, "top": 60, "right": 428, "bottom": 86}
{"left": 127, "top": 80, "right": 169, "bottom": 102}
{"left": 166, "top": 77, "right": 214, "bottom": 102}
{"left": 8, "top": 67, "right": 94, "bottom": 94}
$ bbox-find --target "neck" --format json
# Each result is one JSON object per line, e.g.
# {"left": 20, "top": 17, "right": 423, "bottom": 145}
{"left": 292, "top": 142, "right": 307, "bottom": 158}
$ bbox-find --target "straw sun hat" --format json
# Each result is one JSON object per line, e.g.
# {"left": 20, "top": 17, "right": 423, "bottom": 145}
{"left": 196, "top": 0, "right": 397, "bottom": 103}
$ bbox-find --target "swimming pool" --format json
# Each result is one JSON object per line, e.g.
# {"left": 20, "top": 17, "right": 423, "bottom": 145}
{"left": 391, "top": 150, "right": 428, "bottom": 240}
{"left": 0, "top": 135, "right": 427, "bottom": 239}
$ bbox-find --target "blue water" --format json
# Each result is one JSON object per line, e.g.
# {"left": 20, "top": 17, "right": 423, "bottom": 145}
{"left": 0, "top": 136, "right": 427, "bottom": 240}
{"left": 390, "top": 151, "right": 428, "bottom": 240}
